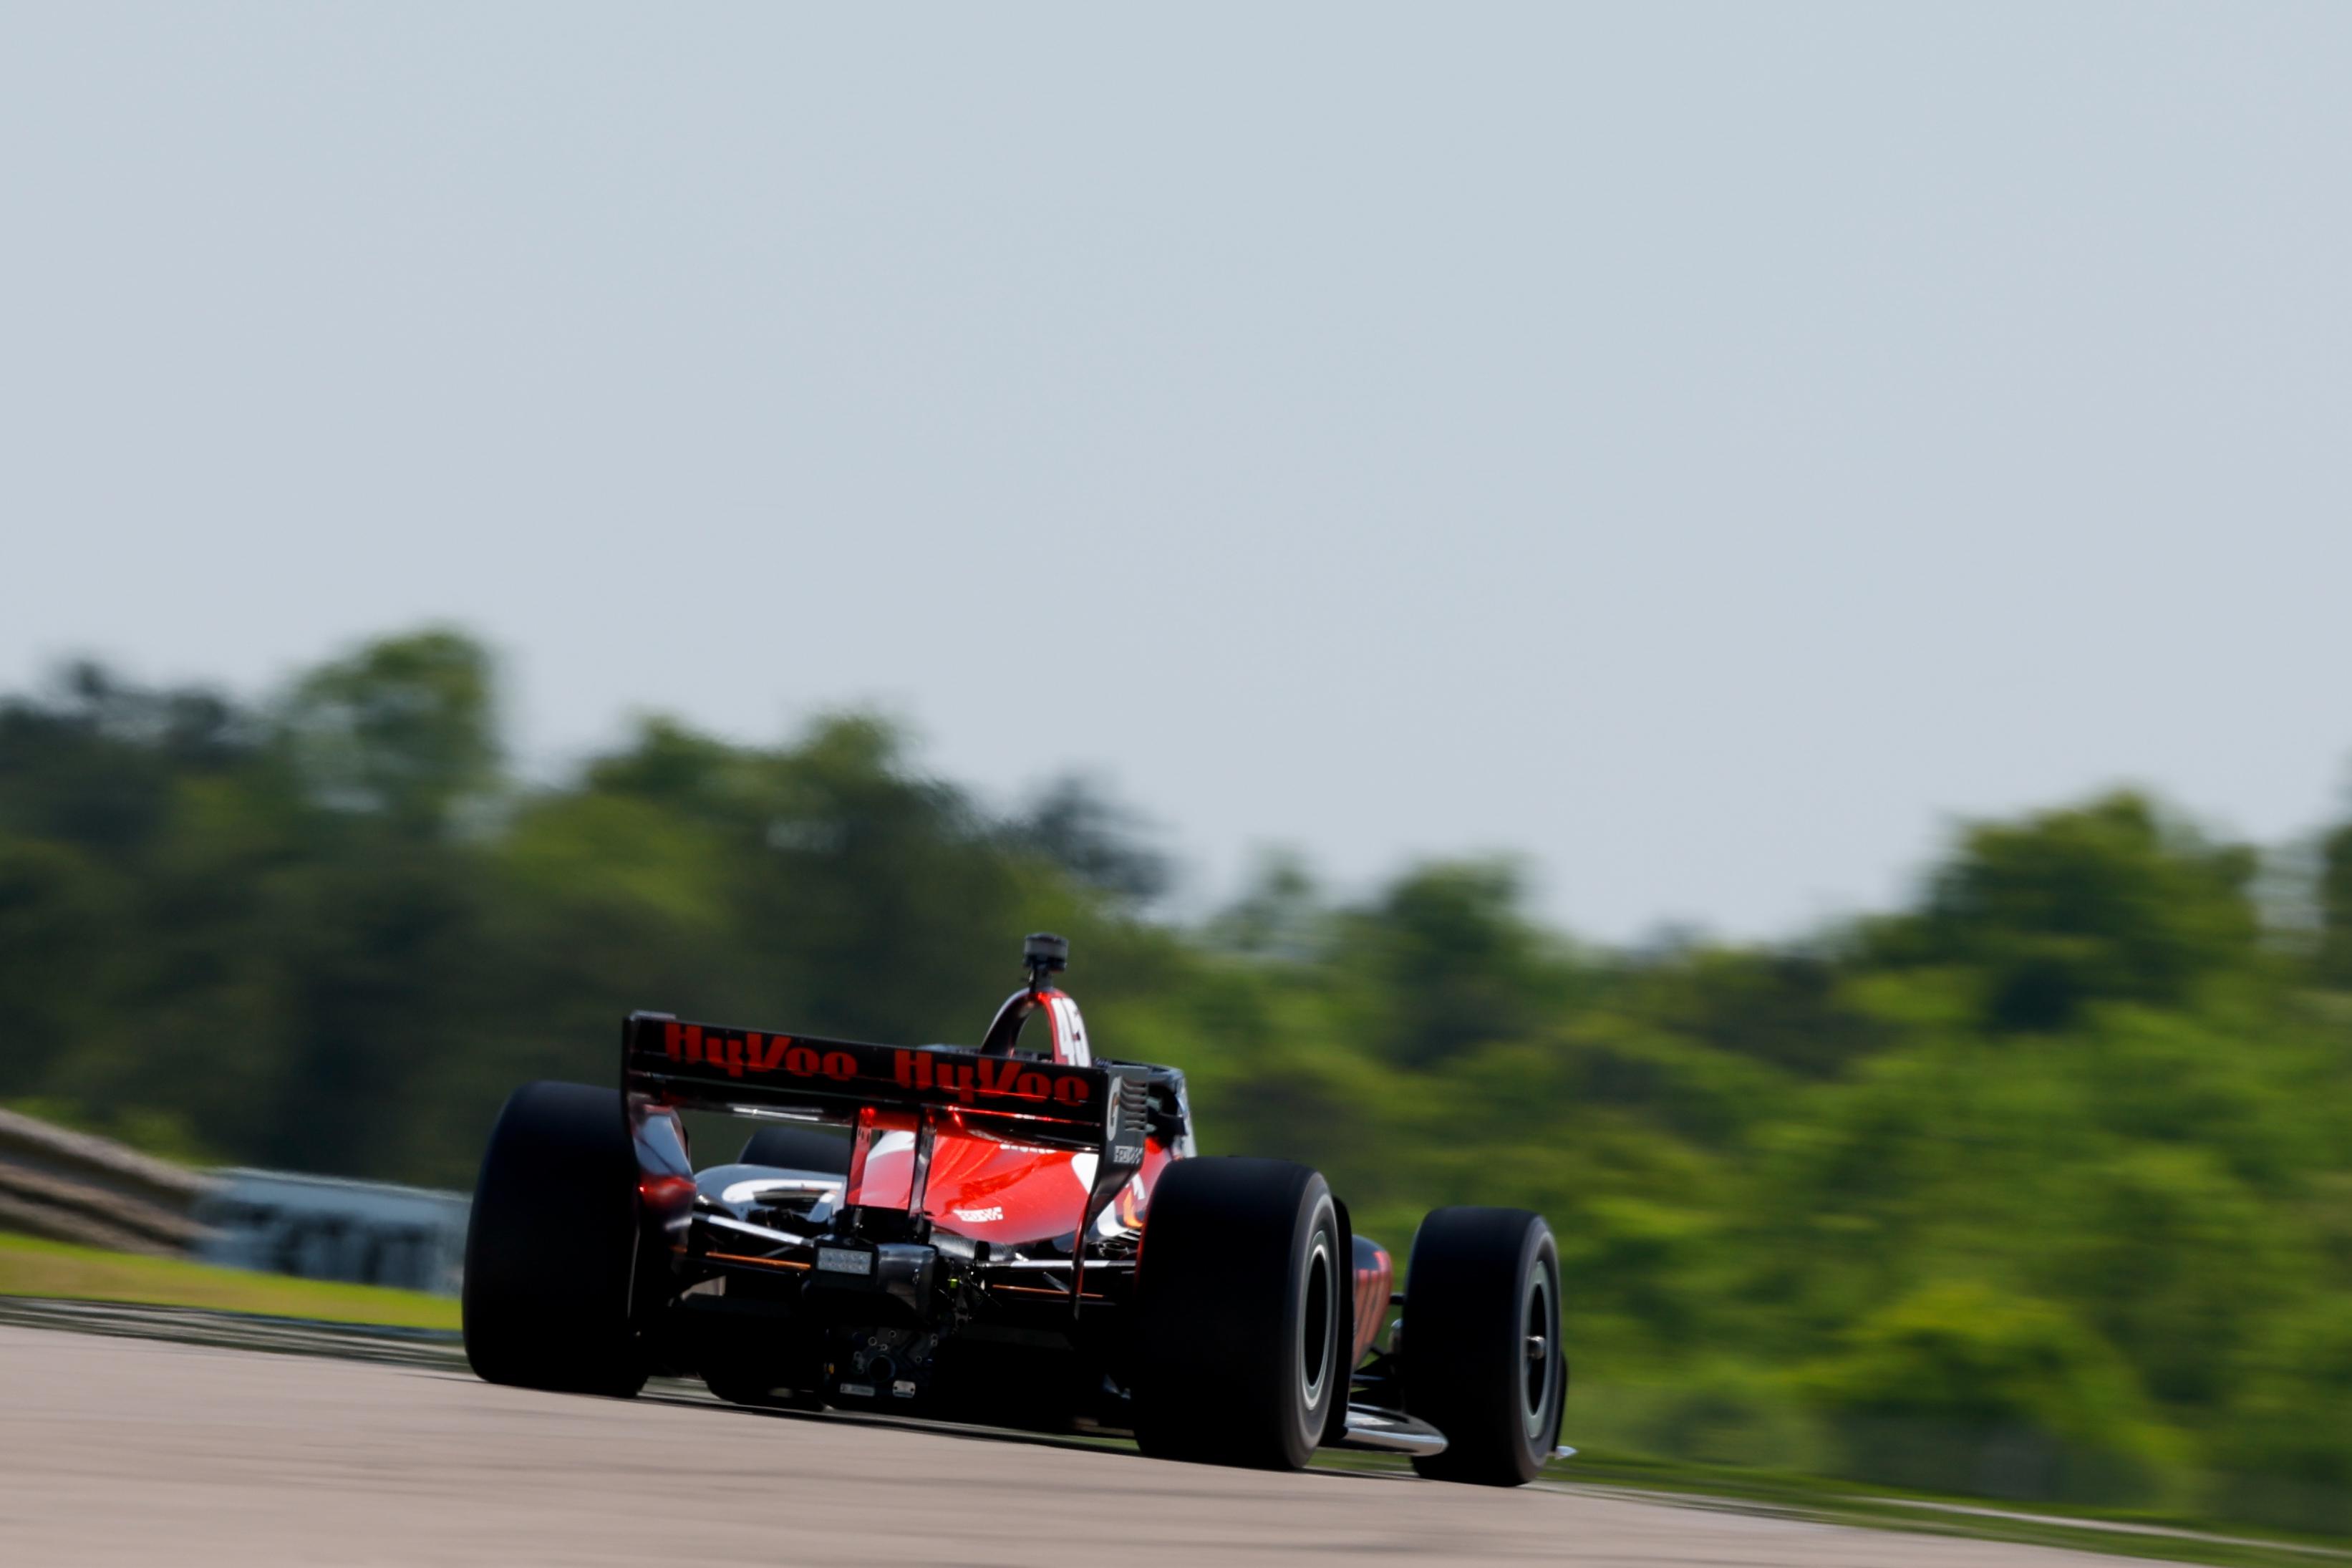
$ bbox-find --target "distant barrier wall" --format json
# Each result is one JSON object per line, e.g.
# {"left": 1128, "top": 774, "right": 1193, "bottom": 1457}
{"left": 190, "top": 1169, "right": 469, "bottom": 1295}
{"left": 0, "top": 1105, "right": 216, "bottom": 1255}
{"left": 1, "top": 1108, "right": 469, "bottom": 1293}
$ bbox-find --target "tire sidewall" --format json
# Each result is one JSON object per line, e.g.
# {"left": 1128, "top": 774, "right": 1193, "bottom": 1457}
{"left": 1279, "top": 1182, "right": 1344, "bottom": 1467}
{"left": 1514, "top": 1224, "right": 1566, "bottom": 1469}
{"left": 1403, "top": 1206, "right": 1564, "bottom": 1485}
{"left": 1133, "top": 1157, "right": 1347, "bottom": 1471}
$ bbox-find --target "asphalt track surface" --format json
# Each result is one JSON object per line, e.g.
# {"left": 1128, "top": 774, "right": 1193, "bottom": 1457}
{"left": 0, "top": 1324, "right": 2160, "bottom": 1568}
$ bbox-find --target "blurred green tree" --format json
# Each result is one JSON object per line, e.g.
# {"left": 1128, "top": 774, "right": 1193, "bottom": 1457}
{"left": 1334, "top": 858, "right": 1569, "bottom": 1067}
{"left": 1804, "top": 1281, "right": 2167, "bottom": 1503}
{"left": 1884, "top": 793, "right": 2260, "bottom": 1032}
{"left": 2318, "top": 819, "right": 2352, "bottom": 987}
{"left": 282, "top": 630, "right": 499, "bottom": 833}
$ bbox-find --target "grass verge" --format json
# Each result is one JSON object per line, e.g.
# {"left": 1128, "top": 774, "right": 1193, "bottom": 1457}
{"left": 0, "top": 1232, "right": 459, "bottom": 1331}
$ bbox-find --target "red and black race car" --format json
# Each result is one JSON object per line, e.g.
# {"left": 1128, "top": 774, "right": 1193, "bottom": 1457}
{"left": 461, "top": 933, "right": 1568, "bottom": 1484}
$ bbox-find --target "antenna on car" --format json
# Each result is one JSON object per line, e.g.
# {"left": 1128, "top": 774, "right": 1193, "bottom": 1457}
{"left": 1023, "top": 931, "right": 1069, "bottom": 990}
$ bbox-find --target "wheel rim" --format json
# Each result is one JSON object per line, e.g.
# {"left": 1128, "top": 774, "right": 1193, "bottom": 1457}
{"left": 1521, "top": 1261, "right": 1557, "bottom": 1442}
{"left": 1299, "top": 1234, "right": 1335, "bottom": 1410}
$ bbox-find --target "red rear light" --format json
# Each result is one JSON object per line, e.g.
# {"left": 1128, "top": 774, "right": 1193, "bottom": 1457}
{"left": 637, "top": 1174, "right": 695, "bottom": 1207}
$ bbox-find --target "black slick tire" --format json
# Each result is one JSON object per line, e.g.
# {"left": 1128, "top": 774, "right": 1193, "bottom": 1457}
{"left": 737, "top": 1124, "right": 851, "bottom": 1173}
{"left": 1134, "top": 1157, "right": 1344, "bottom": 1471}
{"left": 462, "top": 1080, "right": 649, "bottom": 1398}
{"left": 1401, "top": 1206, "right": 1564, "bottom": 1486}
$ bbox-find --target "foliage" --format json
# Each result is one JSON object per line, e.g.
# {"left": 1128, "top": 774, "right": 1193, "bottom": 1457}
{"left": 1800, "top": 1281, "right": 2172, "bottom": 1503}
{"left": 1, "top": 630, "right": 2350, "bottom": 1531}
{"left": 2210, "top": 1307, "right": 2352, "bottom": 1534}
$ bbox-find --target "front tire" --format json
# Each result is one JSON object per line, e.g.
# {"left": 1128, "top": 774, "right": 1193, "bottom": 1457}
{"left": 1134, "top": 1157, "right": 1344, "bottom": 1471}
{"left": 463, "top": 1081, "right": 648, "bottom": 1397}
{"left": 1401, "top": 1206, "right": 1564, "bottom": 1486}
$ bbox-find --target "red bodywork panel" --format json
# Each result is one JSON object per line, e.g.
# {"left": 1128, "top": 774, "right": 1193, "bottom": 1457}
{"left": 1351, "top": 1240, "right": 1393, "bottom": 1367}
{"left": 840, "top": 984, "right": 1169, "bottom": 1247}
{"left": 849, "top": 1121, "right": 1174, "bottom": 1247}
{"left": 856, "top": 1123, "right": 1387, "bottom": 1365}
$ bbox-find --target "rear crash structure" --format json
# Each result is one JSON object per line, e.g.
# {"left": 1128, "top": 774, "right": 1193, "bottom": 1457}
{"left": 462, "top": 934, "right": 1567, "bottom": 1484}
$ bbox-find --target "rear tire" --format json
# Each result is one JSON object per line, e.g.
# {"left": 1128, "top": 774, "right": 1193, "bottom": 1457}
{"left": 737, "top": 1124, "right": 851, "bottom": 1173}
{"left": 1134, "top": 1157, "right": 1343, "bottom": 1471}
{"left": 463, "top": 1081, "right": 648, "bottom": 1397}
{"left": 1401, "top": 1206, "right": 1564, "bottom": 1485}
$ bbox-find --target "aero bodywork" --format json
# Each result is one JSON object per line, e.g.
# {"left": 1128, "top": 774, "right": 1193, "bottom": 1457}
{"left": 621, "top": 974, "right": 1400, "bottom": 1430}
{"left": 467, "top": 935, "right": 1561, "bottom": 1477}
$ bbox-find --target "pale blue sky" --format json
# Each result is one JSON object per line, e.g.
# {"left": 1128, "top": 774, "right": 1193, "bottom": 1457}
{"left": 3, "top": 5, "right": 2347, "bottom": 939}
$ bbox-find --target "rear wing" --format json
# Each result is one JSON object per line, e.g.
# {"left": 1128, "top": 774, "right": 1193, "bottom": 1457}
{"left": 621, "top": 1011, "right": 1149, "bottom": 1169}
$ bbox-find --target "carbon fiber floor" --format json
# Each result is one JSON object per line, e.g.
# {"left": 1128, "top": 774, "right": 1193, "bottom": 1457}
{"left": 0, "top": 1323, "right": 2152, "bottom": 1567}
